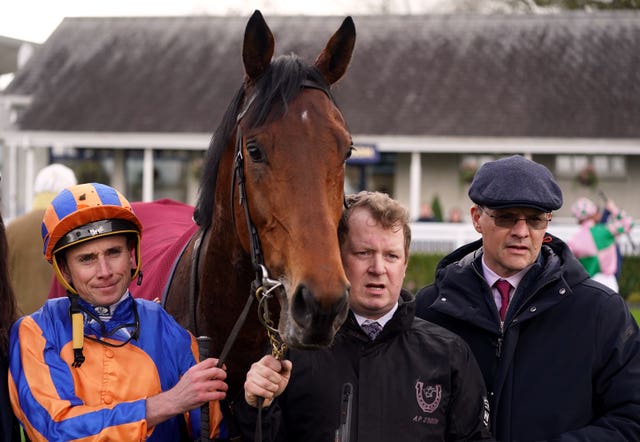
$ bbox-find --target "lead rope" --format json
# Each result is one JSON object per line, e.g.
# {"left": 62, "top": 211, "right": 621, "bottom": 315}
{"left": 205, "top": 266, "right": 283, "bottom": 442}
{"left": 198, "top": 287, "right": 255, "bottom": 441}
{"left": 254, "top": 279, "right": 286, "bottom": 442}
{"left": 197, "top": 336, "right": 212, "bottom": 441}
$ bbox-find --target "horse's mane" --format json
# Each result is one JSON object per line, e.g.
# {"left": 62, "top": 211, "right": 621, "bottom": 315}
{"left": 194, "top": 54, "right": 330, "bottom": 228}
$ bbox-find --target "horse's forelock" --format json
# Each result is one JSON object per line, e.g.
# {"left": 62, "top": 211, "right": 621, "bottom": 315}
{"left": 246, "top": 54, "right": 322, "bottom": 128}
{"left": 194, "top": 54, "right": 328, "bottom": 228}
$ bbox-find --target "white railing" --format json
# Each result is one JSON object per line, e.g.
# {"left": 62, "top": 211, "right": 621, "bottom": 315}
{"left": 410, "top": 222, "right": 640, "bottom": 256}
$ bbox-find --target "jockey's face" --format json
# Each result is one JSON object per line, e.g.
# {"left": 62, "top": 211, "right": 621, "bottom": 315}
{"left": 60, "top": 235, "right": 135, "bottom": 307}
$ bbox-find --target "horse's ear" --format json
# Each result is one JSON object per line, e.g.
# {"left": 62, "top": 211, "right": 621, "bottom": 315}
{"left": 314, "top": 16, "right": 356, "bottom": 86}
{"left": 243, "top": 10, "right": 275, "bottom": 81}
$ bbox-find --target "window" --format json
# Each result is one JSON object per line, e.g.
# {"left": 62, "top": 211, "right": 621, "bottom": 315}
{"left": 555, "top": 155, "right": 626, "bottom": 179}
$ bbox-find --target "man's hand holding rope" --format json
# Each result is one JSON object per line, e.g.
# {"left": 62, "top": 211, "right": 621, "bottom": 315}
{"left": 244, "top": 355, "right": 292, "bottom": 408}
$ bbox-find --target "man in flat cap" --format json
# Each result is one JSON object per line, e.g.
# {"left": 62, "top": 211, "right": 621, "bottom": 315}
{"left": 416, "top": 155, "right": 640, "bottom": 441}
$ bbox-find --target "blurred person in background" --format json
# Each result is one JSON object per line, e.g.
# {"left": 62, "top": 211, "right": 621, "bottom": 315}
{"left": 568, "top": 196, "right": 634, "bottom": 292}
{"left": 416, "top": 202, "right": 437, "bottom": 222}
{"left": 6, "top": 163, "right": 77, "bottom": 314}
{"left": 447, "top": 207, "right": 464, "bottom": 223}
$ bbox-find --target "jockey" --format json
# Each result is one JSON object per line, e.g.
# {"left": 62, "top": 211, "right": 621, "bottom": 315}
{"left": 568, "top": 196, "right": 634, "bottom": 292}
{"left": 8, "top": 183, "right": 228, "bottom": 441}
{"left": 6, "top": 163, "right": 77, "bottom": 315}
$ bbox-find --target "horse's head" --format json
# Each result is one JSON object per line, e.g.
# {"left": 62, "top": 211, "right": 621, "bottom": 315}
{"left": 232, "top": 11, "right": 356, "bottom": 348}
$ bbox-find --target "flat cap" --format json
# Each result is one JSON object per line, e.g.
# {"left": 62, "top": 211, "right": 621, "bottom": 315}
{"left": 468, "top": 155, "right": 563, "bottom": 212}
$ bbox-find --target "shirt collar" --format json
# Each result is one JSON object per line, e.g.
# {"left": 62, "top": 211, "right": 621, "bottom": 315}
{"left": 92, "top": 291, "right": 131, "bottom": 322}
{"left": 353, "top": 302, "right": 399, "bottom": 328}
{"left": 481, "top": 256, "right": 530, "bottom": 289}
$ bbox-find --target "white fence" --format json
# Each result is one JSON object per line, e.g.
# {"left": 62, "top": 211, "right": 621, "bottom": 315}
{"left": 410, "top": 222, "right": 640, "bottom": 256}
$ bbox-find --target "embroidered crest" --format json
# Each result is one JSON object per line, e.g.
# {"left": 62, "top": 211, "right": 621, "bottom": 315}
{"left": 483, "top": 396, "right": 490, "bottom": 427}
{"left": 415, "top": 381, "right": 442, "bottom": 414}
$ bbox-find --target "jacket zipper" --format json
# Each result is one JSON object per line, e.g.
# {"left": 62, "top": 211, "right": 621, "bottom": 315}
{"left": 496, "top": 322, "right": 504, "bottom": 358}
{"left": 495, "top": 277, "right": 559, "bottom": 359}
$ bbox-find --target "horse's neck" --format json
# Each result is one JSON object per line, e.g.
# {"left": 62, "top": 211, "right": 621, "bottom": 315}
{"left": 202, "top": 142, "right": 256, "bottom": 297}
{"left": 199, "top": 223, "right": 267, "bottom": 395}
{"left": 200, "top": 219, "right": 253, "bottom": 311}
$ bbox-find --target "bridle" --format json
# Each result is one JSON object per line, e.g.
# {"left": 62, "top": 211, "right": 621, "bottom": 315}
{"left": 219, "top": 74, "right": 337, "bottom": 367}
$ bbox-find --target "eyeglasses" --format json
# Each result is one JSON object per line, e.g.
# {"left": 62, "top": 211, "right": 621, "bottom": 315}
{"left": 479, "top": 207, "right": 550, "bottom": 230}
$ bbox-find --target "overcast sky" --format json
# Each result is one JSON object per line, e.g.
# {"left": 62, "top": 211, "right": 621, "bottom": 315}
{"left": 2, "top": 0, "right": 445, "bottom": 43}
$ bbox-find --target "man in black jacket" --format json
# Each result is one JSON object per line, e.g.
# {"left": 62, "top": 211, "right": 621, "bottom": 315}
{"left": 416, "top": 155, "right": 640, "bottom": 441}
{"left": 235, "top": 191, "right": 493, "bottom": 441}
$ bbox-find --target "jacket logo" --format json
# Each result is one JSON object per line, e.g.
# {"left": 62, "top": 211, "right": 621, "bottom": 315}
{"left": 415, "top": 381, "right": 442, "bottom": 413}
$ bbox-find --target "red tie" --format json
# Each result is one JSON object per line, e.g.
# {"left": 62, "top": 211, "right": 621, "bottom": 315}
{"left": 494, "top": 280, "right": 512, "bottom": 321}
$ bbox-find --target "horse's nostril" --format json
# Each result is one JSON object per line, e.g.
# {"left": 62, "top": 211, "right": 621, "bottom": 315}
{"left": 291, "top": 284, "right": 349, "bottom": 331}
{"left": 292, "top": 284, "right": 314, "bottom": 328}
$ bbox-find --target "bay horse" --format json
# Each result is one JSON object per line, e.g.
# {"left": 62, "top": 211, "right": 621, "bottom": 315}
{"left": 162, "top": 11, "right": 356, "bottom": 396}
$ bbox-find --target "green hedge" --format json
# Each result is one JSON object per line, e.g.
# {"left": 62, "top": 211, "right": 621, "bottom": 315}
{"left": 406, "top": 253, "right": 640, "bottom": 300}
{"left": 619, "top": 256, "right": 640, "bottom": 300}
{"left": 404, "top": 253, "right": 445, "bottom": 293}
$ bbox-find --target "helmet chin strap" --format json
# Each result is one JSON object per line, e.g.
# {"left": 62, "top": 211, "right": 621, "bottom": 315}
{"left": 51, "top": 256, "right": 86, "bottom": 367}
{"left": 52, "top": 257, "right": 77, "bottom": 295}
{"left": 133, "top": 268, "right": 143, "bottom": 285}
{"left": 69, "top": 294, "right": 86, "bottom": 368}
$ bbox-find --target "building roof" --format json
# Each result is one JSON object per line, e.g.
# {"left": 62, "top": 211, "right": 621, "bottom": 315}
{"left": 5, "top": 12, "right": 640, "bottom": 137}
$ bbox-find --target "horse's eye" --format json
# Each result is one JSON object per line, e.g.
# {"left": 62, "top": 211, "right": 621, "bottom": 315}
{"left": 345, "top": 145, "right": 354, "bottom": 161}
{"left": 246, "top": 140, "right": 266, "bottom": 163}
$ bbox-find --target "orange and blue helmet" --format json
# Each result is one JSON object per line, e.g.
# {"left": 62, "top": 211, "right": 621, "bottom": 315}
{"left": 42, "top": 183, "right": 143, "bottom": 293}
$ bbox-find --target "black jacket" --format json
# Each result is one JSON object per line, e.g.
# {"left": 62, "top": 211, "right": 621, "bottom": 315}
{"left": 416, "top": 234, "right": 640, "bottom": 442}
{"left": 1, "top": 353, "right": 20, "bottom": 442}
{"left": 235, "top": 290, "right": 493, "bottom": 441}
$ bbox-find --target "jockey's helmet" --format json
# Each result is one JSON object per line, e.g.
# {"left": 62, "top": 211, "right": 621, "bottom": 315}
{"left": 41, "top": 183, "right": 142, "bottom": 294}
{"left": 571, "top": 197, "right": 599, "bottom": 223}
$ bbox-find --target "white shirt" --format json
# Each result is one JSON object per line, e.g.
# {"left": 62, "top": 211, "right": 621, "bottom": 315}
{"left": 353, "top": 302, "right": 399, "bottom": 329}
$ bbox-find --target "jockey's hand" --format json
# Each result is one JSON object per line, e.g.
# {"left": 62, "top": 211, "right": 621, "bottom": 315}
{"left": 605, "top": 199, "right": 619, "bottom": 213}
{"left": 146, "top": 358, "right": 227, "bottom": 427}
{"left": 244, "top": 355, "right": 292, "bottom": 408}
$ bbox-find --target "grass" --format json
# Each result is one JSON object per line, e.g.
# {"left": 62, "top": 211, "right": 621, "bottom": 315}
{"left": 627, "top": 292, "right": 640, "bottom": 325}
